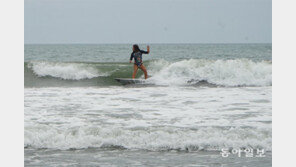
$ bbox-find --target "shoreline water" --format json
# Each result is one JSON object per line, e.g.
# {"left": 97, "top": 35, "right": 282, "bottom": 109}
{"left": 25, "top": 148, "right": 272, "bottom": 167}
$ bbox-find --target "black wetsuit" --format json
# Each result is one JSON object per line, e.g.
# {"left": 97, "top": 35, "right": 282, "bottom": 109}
{"left": 130, "top": 50, "right": 149, "bottom": 67}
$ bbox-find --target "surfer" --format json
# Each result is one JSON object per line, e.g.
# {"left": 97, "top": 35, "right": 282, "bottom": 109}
{"left": 130, "top": 44, "right": 150, "bottom": 79}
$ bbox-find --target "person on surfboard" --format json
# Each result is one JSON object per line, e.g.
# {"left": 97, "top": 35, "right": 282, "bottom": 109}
{"left": 130, "top": 44, "right": 150, "bottom": 79}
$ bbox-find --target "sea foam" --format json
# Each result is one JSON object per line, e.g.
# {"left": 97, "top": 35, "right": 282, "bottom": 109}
{"left": 25, "top": 124, "right": 271, "bottom": 151}
{"left": 27, "top": 62, "right": 108, "bottom": 80}
{"left": 147, "top": 59, "right": 272, "bottom": 86}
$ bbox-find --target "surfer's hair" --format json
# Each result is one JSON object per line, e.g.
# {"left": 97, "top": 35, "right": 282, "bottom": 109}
{"left": 133, "top": 44, "right": 140, "bottom": 52}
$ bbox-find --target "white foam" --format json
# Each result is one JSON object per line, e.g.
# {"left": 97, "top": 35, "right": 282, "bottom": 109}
{"left": 25, "top": 124, "right": 271, "bottom": 151}
{"left": 147, "top": 59, "right": 272, "bottom": 86}
{"left": 28, "top": 62, "right": 108, "bottom": 80}
{"left": 25, "top": 86, "right": 271, "bottom": 151}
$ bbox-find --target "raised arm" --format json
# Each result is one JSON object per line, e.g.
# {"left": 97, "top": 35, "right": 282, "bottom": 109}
{"left": 141, "top": 45, "right": 150, "bottom": 54}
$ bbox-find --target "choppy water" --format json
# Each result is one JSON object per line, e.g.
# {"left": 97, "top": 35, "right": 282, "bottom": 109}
{"left": 24, "top": 44, "right": 272, "bottom": 166}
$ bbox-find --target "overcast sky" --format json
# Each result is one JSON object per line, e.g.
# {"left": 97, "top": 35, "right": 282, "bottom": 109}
{"left": 25, "top": 0, "right": 271, "bottom": 44}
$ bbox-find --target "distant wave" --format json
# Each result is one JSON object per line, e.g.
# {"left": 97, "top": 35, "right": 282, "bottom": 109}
{"left": 25, "top": 59, "right": 272, "bottom": 87}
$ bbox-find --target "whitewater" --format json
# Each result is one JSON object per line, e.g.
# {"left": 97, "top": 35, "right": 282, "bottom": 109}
{"left": 25, "top": 44, "right": 272, "bottom": 166}
{"left": 25, "top": 59, "right": 271, "bottom": 87}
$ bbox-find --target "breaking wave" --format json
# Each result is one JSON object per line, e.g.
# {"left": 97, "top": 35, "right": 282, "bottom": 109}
{"left": 27, "top": 61, "right": 109, "bottom": 80}
{"left": 25, "top": 59, "right": 272, "bottom": 87}
{"left": 24, "top": 124, "right": 271, "bottom": 151}
{"left": 147, "top": 59, "right": 272, "bottom": 86}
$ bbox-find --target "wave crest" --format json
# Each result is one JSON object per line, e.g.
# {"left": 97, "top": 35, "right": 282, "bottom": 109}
{"left": 25, "top": 125, "right": 271, "bottom": 151}
{"left": 25, "top": 59, "right": 272, "bottom": 87}
{"left": 27, "top": 62, "right": 109, "bottom": 80}
{"left": 147, "top": 59, "right": 272, "bottom": 86}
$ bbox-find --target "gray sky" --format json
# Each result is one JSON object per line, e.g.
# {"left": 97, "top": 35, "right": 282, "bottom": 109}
{"left": 25, "top": 0, "right": 271, "bottom": 44}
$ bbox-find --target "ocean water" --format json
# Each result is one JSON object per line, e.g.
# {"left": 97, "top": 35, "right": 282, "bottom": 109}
{"left": 24, "top": 44, "right": 272, "bottom": 166}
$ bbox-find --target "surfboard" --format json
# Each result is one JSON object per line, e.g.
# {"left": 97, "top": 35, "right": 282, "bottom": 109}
{"left": 114, "top": 78, "right": 146, "bottom": 85}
